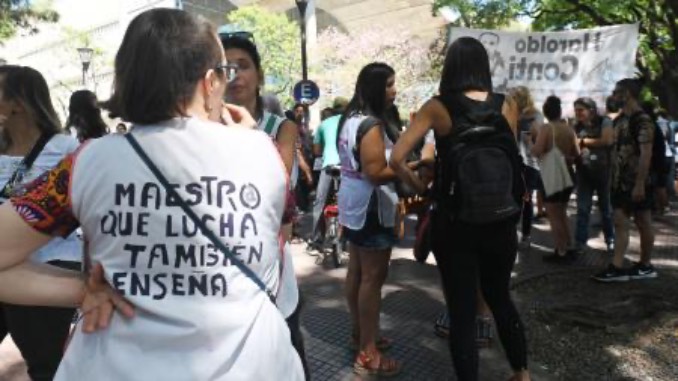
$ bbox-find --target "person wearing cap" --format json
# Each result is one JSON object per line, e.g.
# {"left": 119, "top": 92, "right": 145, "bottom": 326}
{"left": 573, "top": 97, "right": 615, "bottom": 254}
{"left": 309, "top": 97, "right": 349, "bottom": 246}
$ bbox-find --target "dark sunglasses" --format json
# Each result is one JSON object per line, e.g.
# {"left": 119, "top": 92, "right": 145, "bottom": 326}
{"left": 219, "top": 31, "right": 255, "bottom": 44}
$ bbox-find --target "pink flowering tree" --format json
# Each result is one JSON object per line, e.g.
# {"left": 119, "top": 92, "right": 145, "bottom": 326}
{"left": 312, "top": 26, "right": 438, "bottom": 115}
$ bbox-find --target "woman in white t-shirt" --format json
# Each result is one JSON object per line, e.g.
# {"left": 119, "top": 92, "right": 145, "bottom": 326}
{"left": 0, "top": 9, "right": 303, "bottom": 381}
{"left": 0, "top": 64, "right": 82, "bottom": 381}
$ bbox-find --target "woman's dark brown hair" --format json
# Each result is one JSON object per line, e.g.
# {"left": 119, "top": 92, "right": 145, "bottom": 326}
{"left": 439, "top": 37, "right": 492, "bottom": 97}
{"left": 0, "top": 65, "right": 61, "bottom": 147}
{"left": 66, "top": 90, "right": 109, "bottom": 141}
{"left": 103, "top": 8, "right": 222, "bottom": 124}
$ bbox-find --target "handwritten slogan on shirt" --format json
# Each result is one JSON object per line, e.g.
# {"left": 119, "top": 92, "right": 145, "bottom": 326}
{"left": 99, "top": 177, "right": 264, "bottom": 300}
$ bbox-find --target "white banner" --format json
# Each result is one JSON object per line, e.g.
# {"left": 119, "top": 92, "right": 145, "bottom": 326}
{"left": 448, "top": 24, "right": 640, "bottom": 114}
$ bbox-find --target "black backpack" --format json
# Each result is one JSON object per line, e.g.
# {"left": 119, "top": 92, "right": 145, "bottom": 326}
{"left": 434, "top": 93, "right": 524, "bottom": 225}
{"left": 628, "top": 111, "right": 669, "bottom": 179}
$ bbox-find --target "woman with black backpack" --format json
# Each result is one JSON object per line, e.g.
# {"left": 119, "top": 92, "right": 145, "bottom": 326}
{"left": 390, "top": 37, "right": 530, "bottom": 381}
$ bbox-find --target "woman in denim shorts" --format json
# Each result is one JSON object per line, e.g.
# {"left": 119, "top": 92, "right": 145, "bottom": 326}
{"left": 337, "top": 62, "right": 404, "bottom": 377}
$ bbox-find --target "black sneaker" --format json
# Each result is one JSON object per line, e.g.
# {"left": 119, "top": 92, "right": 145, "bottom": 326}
{"left": 628, "top": 262, "right": 658, "bottom": 280}
{"left": 592, "top": 264, "right": 629, "bottom": 282}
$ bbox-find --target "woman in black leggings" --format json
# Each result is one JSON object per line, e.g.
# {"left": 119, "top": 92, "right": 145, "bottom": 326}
{"left": 390, "top": 36, "right": 530, "bottom": 381}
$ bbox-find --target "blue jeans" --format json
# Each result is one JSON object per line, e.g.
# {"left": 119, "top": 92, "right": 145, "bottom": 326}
{"left": 575, "top": 171, "right": 614, "bottom": 247}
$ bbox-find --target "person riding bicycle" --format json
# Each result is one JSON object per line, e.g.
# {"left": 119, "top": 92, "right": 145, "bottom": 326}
{"left": 309, "top": 97, "right": 349, "bottom": 248}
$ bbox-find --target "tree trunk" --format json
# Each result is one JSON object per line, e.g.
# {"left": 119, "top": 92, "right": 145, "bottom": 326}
{"left": 651, "top": 51, "right": 678, "bottom": 119}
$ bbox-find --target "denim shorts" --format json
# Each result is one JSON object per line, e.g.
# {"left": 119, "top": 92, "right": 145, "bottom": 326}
{"left": 344, "top": 212, "right": 397, "bottom": 249}
{"left": 343, "top": 193, "right": 397, "bottom": 250}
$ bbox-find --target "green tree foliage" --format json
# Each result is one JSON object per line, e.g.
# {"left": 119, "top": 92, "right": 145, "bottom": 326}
{"left": 0, "top": 0, "right": 58, "bottom": 42}
{"left": 226, "top": 6, "right": 300, "bottom": 106}
{"left": 432, "top": 0, "right": 530, "bottom": 29}
{"left": 433, "top": 0, "right": 678, "bottom": 116}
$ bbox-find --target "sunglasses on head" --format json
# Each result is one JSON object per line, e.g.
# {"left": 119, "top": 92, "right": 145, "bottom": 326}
{"left": 219, "top": 31, "right": 255, "bottom": 44}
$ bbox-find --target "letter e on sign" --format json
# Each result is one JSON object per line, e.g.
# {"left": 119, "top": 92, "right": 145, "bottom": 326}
{"left": 293, "top": 80, "right": 320, "bottom": 105}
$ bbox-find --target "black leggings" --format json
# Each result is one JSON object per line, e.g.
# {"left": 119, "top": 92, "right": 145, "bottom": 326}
{"left": 432, "top": 215, "right": 527, "bottom": 380}
{"left": 286, "top": 295, "right": 310, "bottom": 381}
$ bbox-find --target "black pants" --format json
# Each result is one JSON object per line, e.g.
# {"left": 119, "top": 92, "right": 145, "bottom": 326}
{"left": 432, "top": 215, "right": 527, "bottom": 381}
{"left": 0, "top": 260, "right": 80, "bottom": 381}
{"left": 521, "top": 166, "right": 543, "bottom": 237}
{"left": 286, "top": 296, "right": 310, "bottom": 381}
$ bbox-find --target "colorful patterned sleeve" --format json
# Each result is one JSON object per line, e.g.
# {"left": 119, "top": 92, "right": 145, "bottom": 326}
{"left": 9, "top": 153, "right": 80, "bottom": 237}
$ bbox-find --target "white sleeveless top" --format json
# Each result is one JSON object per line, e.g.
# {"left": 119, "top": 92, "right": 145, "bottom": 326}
{"left": 337, "top": 115, "right": 398, "bottom": 230}
{"left": 257, "top": 111, "right": 299, "bottom": 318}
{"left": 57, "top": 118, "right": 304, "bottom": 381}
{"left": 258, "top": 111, "right": 299, "bottom": 186}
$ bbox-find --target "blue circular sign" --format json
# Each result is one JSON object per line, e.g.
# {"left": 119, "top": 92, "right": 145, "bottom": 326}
{"left": 293, "top": 80, "right": 320, "bottom": 105}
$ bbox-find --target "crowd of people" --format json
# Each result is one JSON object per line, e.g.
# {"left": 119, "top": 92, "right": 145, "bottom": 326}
{"left": 0, "top": 7, "right": 676, "bottom": 381}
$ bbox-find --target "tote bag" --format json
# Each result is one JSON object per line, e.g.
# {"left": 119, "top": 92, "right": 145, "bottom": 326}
{"left": 541, "top": 124, "right": 573, "bottom": 196}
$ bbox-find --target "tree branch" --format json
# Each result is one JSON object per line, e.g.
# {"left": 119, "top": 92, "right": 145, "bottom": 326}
{"left": 666, "top": 0, "right": 678, "bottom": 17}
{"left": 561, "top": 0, "right": 614, "bottom": 25}
{"left": 663, "top": 2, "right": 678, "bottom": 46}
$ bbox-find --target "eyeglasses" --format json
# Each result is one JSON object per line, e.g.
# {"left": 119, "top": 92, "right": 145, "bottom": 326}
{"left": 219, "top": 31, "right": 255, "bottom": 44}
{"left": 215, "top": 63, "right": 240, "bottom": 82}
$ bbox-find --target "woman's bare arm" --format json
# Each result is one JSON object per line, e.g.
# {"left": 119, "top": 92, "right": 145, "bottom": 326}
{"left": 0, "top": 204, "right": 84, "bottom": 307}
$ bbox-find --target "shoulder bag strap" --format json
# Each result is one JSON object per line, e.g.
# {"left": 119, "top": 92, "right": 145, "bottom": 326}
{"left": 353, "top": 116, "right": 381, "bottom": 172}
{"left": 0, "top": 133, "right": 54, "bottom": 199}
{"left": 124, "top": 133, "right": 277, "bottom": 304}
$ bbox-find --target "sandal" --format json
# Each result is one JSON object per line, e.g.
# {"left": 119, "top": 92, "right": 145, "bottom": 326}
{"left": 353, "top": 350, "right": 402, "bottom": 377}
{"left": 350, "top": 336, "right": 393, "bottom": 351}
{"left": 476, "top": 316, "right": 494, "bottom": 347}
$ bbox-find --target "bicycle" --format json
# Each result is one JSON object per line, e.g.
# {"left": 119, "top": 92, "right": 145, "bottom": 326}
{"left": 307, "top": 166, "right": 344, "bottom": 268}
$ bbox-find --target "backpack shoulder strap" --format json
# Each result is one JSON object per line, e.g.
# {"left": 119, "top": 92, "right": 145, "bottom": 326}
{"left": 434, "top": 94, "right": 456, "bottom": 124}
{"left": 353, "top": 116, "right": 381, "bottom": 171}
{"left": 489, "top": 93, "right": 506, "bottom": 113}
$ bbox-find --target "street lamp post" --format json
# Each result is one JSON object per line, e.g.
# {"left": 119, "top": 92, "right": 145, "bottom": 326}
{"left": 77, "top": 47, "right": 94, "bottom": 87}
{"left": 295, "top": 0, "right": 309, "bottom": 82}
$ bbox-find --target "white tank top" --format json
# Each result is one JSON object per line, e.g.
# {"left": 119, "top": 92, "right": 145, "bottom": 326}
{"left": 58, "top": 117, "right": 303, "bottom": 381}
{"left": 257, "top": 111, "right": 299, "bottom": 318}
{"left": 258, "top": 111, "right": 299, "bottom": 186}
{"left": 337, "top": 115, "right": 398, "bottom": 230}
